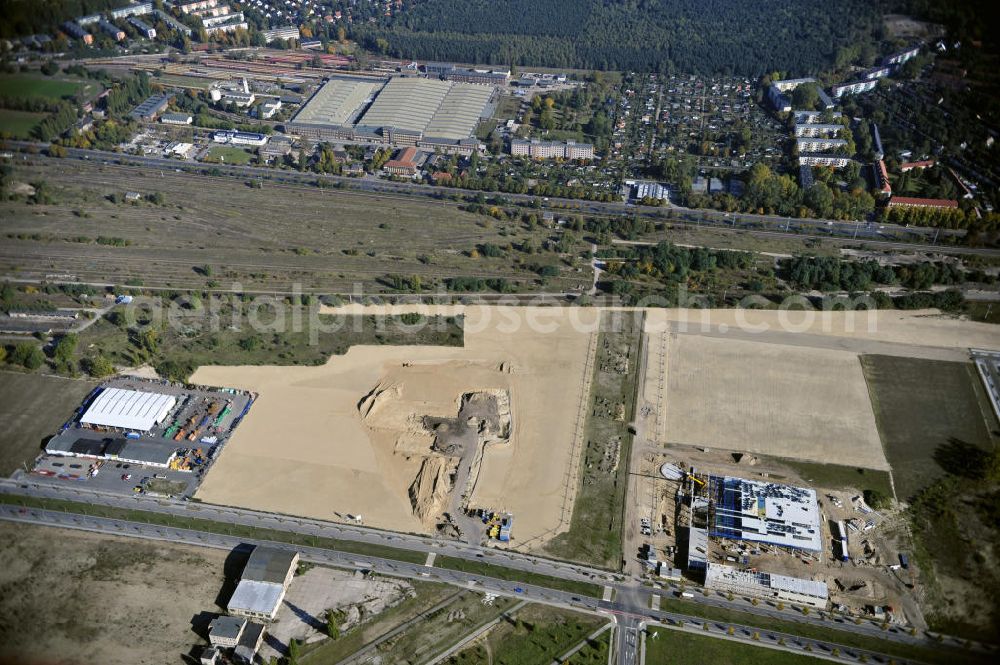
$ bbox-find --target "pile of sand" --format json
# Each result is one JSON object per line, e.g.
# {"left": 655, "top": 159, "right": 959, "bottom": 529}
{"left": 409, "top": 456, "right": 457, "bottom": 523}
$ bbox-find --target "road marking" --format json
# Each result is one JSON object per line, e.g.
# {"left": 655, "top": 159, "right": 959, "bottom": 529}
{"left": 424, "top": 552, "right": 437, "bottom": 567}
{"left": 602, "top": 585, "right": 613, "bottom": 602}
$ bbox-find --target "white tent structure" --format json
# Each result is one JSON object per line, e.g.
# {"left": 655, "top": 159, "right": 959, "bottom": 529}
{"left": 80, "top": 387, "right": 176, "bottom": 432}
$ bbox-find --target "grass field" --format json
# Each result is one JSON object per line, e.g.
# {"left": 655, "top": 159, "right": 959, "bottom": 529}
{"left": 778, "top": 460, "right": 894, "bottom": 498}
{"left": 861, "top": 355, "right": 998, "bottom": 500}
{"left": 0, "top": 75, "right": 92, "bottom": 102}
{"left": 75, "top": 304, "right": 464, "bottom": 381}
{"left": 657, "top": 597, "right": 986, "bottom": 665}
{"left": 304, "top": 589, "right": 515, "bottom": 665}
{"left": 565, "top": 627, "right": 610, "bottom": 664}
{"left": 152, "top": 73, "right": 216, "bottom": 90}
{"left": 543, "top": 310, "right": 641, "bottom": 568}
{"left": 206, "top": 145, "right": 254, "bottom": 165}
{"left": 644, "top": 628, "right": 824, "bottom": 664}
{"left": 0, "top": 372, "right": 97, "bottom": 476}
{"left": 0, "top": 109, "right": 45, "bottom": 139}
{"left": 446, "top": 604, "right": 607, "bottom": 665}
{"left": 0, "top": 160, "right": 586, "bottom": 293}
{"left": 300, "top": 583, "right": 461, "bottom": 663}
{"left": 357, "top": 591, "right": 515, "bottom": 665}
{"left": 435, "top": 556, "right": 602, "bottom": 598}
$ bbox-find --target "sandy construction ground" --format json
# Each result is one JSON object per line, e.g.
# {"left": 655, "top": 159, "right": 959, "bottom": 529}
{"left": 644, "top": 308, "right": 1000, "bottom": 353}
{"left": 661, "top": 333, "right": 889, "bottom": 470}
{"left": 194, "top": 307, "right": 598, "bottom": 547}
{"left": 0, "top": 522, "right": 227, "bottom": 665}
{"left": 325, "top": 305, "right": 998, "bottom": 352}
{"left": 193, "top": 305, "right": 991, "bottom": 543}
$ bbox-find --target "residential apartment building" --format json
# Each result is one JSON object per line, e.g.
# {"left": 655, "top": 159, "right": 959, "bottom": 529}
{"left": 61, "top": 21, "right": 93, "bottom": 44}
{"left": 794, "top": 123, "right": 843, "bottom": 138}
{"left": 110, "top": 3, "right": 153, "bottom": 20}
{"left": 262, "top": 26, "right": 300, "bottom": 42}
{"left": 831, "top": 79, "right": 879, "bottom": 98}
{"left": 98, "top": 19, "right": 125, "bottom": 41}
{"left": 900, "top": 159, "right": 935, "bottom": 172}
{"left": 798, "top": 153, "right": 851, "bottom": 168}
{"left": 129, "top": 17, "right": 156, "bottom": 39}
{"left": 768, "top": 78, "right": 834, "bottom": 111}
{"left": 793, "top": 110, "right": 843, "bottom": 124}
{"left": 887, "top": 196, "right": 958, "bottom": 209}
{"left": 510, "top": 139, "right": 594, "bottom": 160}
{"left": 176, "top": 0, "right": 218, "bottom": 13}
{"left": 153, "top": 9, "right": 192, "bottom": 35}
{"left": 884, "top": 46, "right": 920, "bottom": 67}
{"left": 876, "top": 159, "right": 892, "bottom": 196}
{"left": 796, "top": 137, "right": 847, "bottom": 152}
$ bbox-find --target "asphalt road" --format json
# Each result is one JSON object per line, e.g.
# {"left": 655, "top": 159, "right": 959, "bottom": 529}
{"left": 4, "top": 479, "right": 990, "bottom": 664}
{"left": 0, "top": 503, "right": 951, "bottom": 665}
{"left": 0, "top": 478, "right": 620, "bottom": 587}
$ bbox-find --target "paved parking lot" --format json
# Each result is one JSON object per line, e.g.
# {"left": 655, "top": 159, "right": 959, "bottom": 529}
{"left": 14, "top": 377, "right": 254, "bottom": 499}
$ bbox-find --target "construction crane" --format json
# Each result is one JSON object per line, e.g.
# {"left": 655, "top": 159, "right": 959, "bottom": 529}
{"left": 686, "top": 473, "right": 706, "bottom": 487}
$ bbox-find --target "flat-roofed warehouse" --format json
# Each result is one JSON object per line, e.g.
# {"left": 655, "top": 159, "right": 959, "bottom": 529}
{"left": 291, "top": 75, "right": 381, "bottom": 128}
{"left": 80, "top": 387, "right": 176, "bottom": 432}
{"left": 289, "top": 75, "right": 494, "bottom": 154}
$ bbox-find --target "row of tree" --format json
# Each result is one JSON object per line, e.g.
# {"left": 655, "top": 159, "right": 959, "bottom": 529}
{"left": 600, "top": 241, "right": 755, "bottom": 285}
{"left": 781, "top": 256, "right": 978, "bottom": 292}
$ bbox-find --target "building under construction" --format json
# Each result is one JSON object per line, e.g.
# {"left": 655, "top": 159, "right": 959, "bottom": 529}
{"left": 705, "top": 562, "right": 829, "bottom": 608}
{"left": 705, "top": 475, "right": 823, "bottom": 552}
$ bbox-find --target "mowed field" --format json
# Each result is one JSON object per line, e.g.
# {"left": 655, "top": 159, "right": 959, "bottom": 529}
{"left": 0, "top": 74, "right": 98, "bottom": 102}
{"left": 0, "top": 522, "right": 228, "bottom": 665}
{"left": 0, "top": 109, "right": 45, "bottom": 138}
{"left": 0, "top": 160, "right": 586, "bottom": 293}
{"left": 206, "top": 145, "right": 254, "bottom": 164}
{"left": 862, "top": 355, "right": 999, "bottom": 499}
{"left": 662, "top": 334, "right": 888, "bottom": 470}
{"left": 644, "top": 628, "right": 825, "bottom": 665}
{"left": 0, "top": 372, "right": 98, "bottom": 475}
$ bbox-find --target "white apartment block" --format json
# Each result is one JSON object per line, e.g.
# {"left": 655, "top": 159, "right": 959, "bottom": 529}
{"left": 794, "top": 123, "right": 844, "bottom": 138}
{"left": 797, "top": 137, "right": 847, "bottom": 152}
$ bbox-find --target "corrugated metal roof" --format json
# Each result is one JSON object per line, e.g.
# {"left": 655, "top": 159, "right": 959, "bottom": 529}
{"left": 228, "top": 580, "right": 284, "bottom": 617}
{"left": 80, "top": 388, "right": 176, "bottom": 431}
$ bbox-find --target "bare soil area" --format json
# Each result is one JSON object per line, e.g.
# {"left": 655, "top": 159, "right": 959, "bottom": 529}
{"left": 0, "top": 522, "right": 228, "bottom": 665}
{"left": 661, "top": 334, "right": 888, "bottom": 470}
{"left": 193, "top": 306, "right": 598, "bottom": 549}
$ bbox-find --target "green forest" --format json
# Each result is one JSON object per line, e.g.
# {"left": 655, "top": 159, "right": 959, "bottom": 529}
{"left": 352, "top": 0, "right": 882, "bottom": 76}
{"left": 0, "top": 0, "right": 129, "bottom": 38}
